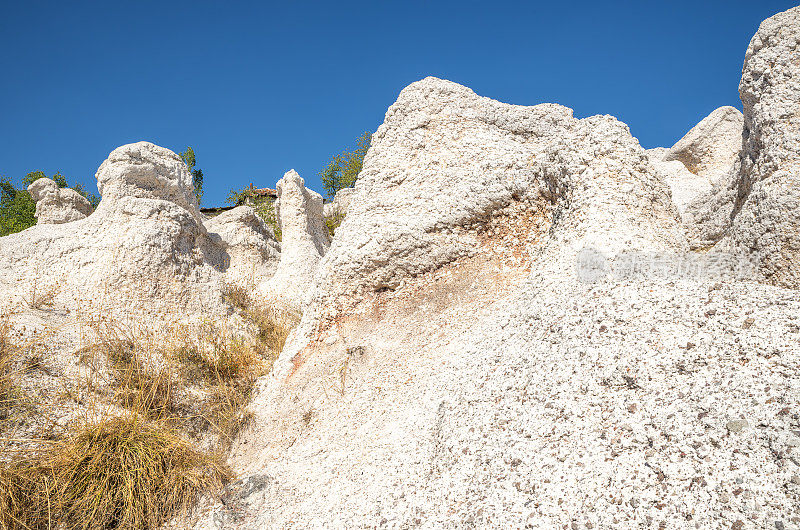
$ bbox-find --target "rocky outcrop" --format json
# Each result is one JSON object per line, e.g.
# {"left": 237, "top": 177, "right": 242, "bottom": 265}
{"left": 0, "top": 142, "right": 230, "bottom": 319}
{"left": 323, "top": 187, "right": 355, "bottom": 219}
{"left": 198, "top": 9, "right": 800, "bottom": 524}
{"left": 649, "top": 156, "right": 712, "bottom": 215}
{"left": 664, "top": 106, "right": 743, "bottom": 183}
{"left": 299, "top": 79, "right": 683, "bottom": 313}
{"left": 27, "top": 178, "right": 93, "bottom": 224}
{"left": 258, "top": 170, "right": 329, "bottom": 312}
{"left": 723, "top": 6, "right": 800, "bottom": 288}
{"left": 647, "top": 107, "right": 743, "bottom": 235}
{"left": 205, "top": 206, "right": 280, "bottom": 287}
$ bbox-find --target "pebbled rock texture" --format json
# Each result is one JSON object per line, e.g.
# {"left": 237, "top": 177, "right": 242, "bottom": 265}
{"left": 193, "top": 10, "right": 800, "bottom": 526}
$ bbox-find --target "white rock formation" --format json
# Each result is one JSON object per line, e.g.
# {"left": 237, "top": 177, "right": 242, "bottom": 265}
{"left": 193, "top": 11, "right": 800, "bottom": 524}
{"left": 196, "top": 77, "right": 795, "bottom": 529}
{"left": 258, "top": 170, "right": 330, "bottom": 312}
{"left": 664, "top": 106, "right": 743, "bottom": 184}
{"left": 650, "top": 157, "right": 712, "bottom": 215}
{"left": 205, "top": 206, "right": 280, "bottom": 287}
{"left": 723, "top": 6, "right": 800, "bottom": 288}
{"left": 0, "top": 142, "right": 230, "bottom": 319}
{"left": 647, "top": 107, "right": 743, "bottom": 225}
{"left": 299, "top": 79, "right": 683, "bottom": 311}
{"left": 27, "top": 177, "right": 94, "bottom": 224}
{"left": 323, "top": 187, "right": 356, "bottom": 219}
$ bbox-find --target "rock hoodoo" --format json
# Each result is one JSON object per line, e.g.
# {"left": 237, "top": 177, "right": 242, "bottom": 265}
{"left": 205, "top": 205, "right": 280, "bottom": 287}
{"left": 0, "top": 142, "right": 229, "bottom": 318}
{"left": 258, "top": 169, "right": 329, "bottom": 312}
{"left": 647, "top": 106, "right": 744, "bottom": 218}
{"left": 663, "top": 106, "right": 743, "bottom": 183}
{"left": 27, "top": 177, "right": 94, "bottom": 224}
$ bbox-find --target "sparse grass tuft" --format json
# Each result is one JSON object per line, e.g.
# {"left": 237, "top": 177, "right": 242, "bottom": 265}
{"left": 174, "top": 332, "right": 254, "bottom": 383}
{"left": 0, "top": 318, "right": 24, "bottom": 427}
{"left": 92, "top": 323, "right": 178, "bottom": 418}
{"left": 202, "top": 382, "right": 256, "bottom": 446}
{"left": 223, "top": 283, "right": 251, "bottom": 312}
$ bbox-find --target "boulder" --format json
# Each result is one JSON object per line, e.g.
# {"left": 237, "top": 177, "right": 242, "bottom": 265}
{"left": 27, "top": 178, "right": 93, "bottom": 224}
{"left": 258, "top": 170, "right": 330, "bottom": 312}
{"left": 650, "top": 158, "right": 713, "bottom": 215}
{"left": 647, "top": 107, "right": 743, "bottom": 236}
{"left": 205, "top": 206, "right": 280, "bottom": 287}
{"left": 723, "top": 6, "right": 800, "bottom": 287}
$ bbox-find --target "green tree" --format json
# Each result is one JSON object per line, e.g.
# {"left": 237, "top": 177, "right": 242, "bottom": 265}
{"left": 0, "top": 177, "right": 36, "bottom": 236}
{"left": 21, "top": 170, "right": 48, "bottom": 188}
{"left": 179, "top": 146, "right": 204, "bottom": 205}
{"left": 319, "top": 131, "right": 371, "bottom": 200}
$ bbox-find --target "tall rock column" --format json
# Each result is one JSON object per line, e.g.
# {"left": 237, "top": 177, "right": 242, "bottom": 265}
{"left": 727, "top": 6, "right": 800, "bottom": 287}
{"left": 259, "top": 170, "right": 330, "bottom": 313}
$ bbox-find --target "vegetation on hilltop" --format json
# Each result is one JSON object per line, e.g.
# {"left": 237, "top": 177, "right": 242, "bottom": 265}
{"left": 179, "top": 146, "right": 204, "bottom": 205}
{"left": 319, "top": 131, "right": 371, "bottom": 200}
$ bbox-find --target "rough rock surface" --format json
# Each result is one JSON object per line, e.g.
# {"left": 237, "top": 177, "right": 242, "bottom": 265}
{"left": 647, "top": 107, "right": 743, "bottom": 241}
{"left": 259, "top": 170, "right": 330, "bottom": 312}
{"left": 664, "top": 106, "right": 743, "bottom": 184}
{"left": 723, "top": 6, "right": 800, "bottom": 288}
{"left": 191, "top": 10, "right": 800, "bottom": 523}
{"left": 205, "top": 206, "right": 280, "bottom": 287}
{"left": 650, "top": 158, "right": 712, "bottom": 215}
{"left": 323, "top": 187, "right": 356, "bottom": 219}
{"left": 194, "top": 78, "right": 800, "bottom": 529}
{"left": 304, "top": 78, "right": 682, "bottom": 311}
{"left": 27, "top": 177, "right": 94, "bottom": 224}
{"left": 0, "top": 142, "right": 230, "bottom": 320}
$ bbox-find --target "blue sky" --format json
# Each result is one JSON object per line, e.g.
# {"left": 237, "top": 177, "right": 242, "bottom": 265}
{"left": 0, "top": 0, "right": 795, "bottom": 206}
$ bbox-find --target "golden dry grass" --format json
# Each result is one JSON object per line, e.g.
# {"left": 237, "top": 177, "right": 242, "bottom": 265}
{"left": 0, "top": 291, "right": 295, "bottom": 529}
{"left": 1, "top": 415, "right": 231, "bottom": 530}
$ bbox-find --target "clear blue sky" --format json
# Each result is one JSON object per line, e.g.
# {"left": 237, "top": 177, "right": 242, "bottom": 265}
{"left": 1, "top": 0, "right": 795, "bottom": 206}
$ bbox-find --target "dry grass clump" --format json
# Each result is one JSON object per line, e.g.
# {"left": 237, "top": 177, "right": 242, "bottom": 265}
{"left": 1, "top": 415, "right": 231, "bottom": 530}
{"left": 0, "top": 292, "right": 296, "bottom": 529}
{"left": 0, "top": 318, "right": 16, "bottom": 420}
{"left": 223, "top": 283, "right": 295, "bottom": 358}
{"left": 174, "top": 329, "right": 255, "bottom": 384}
{"left": 90, "top": 323, "right": 178, "bottom": 419}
